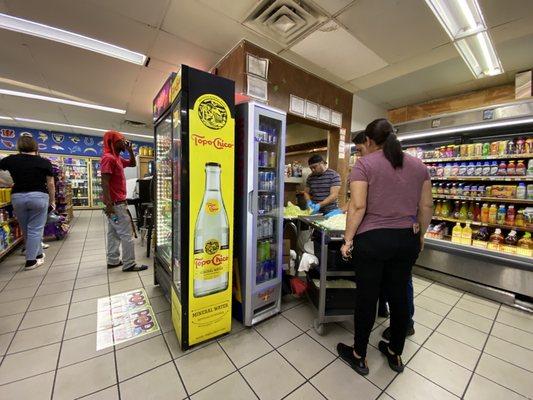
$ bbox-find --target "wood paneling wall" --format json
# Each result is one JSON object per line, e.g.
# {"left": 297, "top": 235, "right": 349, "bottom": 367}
{"left": 213, "top": 40, "right": 353, "bottom": 205}
{"left": 388, "top": 84, "right": 516, "bottom": 124}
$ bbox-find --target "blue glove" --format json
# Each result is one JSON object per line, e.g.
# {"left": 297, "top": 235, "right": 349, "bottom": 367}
{"left": 307, "top": 200, "right": 320, "bottom": 215}
{"left": 324, "top": 208, "right": 343, "bottom": 219}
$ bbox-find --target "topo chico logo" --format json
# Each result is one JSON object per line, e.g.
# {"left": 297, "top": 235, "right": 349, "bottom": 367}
{"left": 204, "top": 239, "right": 220, "bottom": 255}
{"left": 191, "top": 134, "right": 233, "bottom": 149}
{"left": 196, "top": 94, "right": 228, "bottom": 130}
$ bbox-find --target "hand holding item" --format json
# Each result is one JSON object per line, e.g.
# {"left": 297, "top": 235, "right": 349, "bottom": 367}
{"left": 341, "top": 239, "right": 353, "bottom": 260}
{"left": 307, "top": 200, "right": 320, "bottom": 214}
{"left": 104, "top": 203, "right": 115, "bottom": 217}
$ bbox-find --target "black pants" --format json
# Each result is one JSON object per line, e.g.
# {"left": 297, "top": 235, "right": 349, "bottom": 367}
{"left": 352, "top": 228, "right": 420, "bottom": 358}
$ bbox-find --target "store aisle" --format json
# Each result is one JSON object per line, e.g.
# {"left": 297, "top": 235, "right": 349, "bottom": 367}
{"left": 0, "top": 211, "right": 532, "bottom": 399}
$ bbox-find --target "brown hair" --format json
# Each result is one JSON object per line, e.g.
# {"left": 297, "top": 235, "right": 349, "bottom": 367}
{"left": 17, "top": 135, "right": 38, "bottom": 153}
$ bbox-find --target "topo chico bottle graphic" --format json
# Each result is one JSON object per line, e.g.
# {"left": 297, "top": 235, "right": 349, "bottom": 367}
{"left": 193, "top": 162, "right": 230, "bottom": 297}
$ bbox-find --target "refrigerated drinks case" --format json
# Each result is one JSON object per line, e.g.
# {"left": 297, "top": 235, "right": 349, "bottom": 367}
{"left": 233, "top": 102, "right": 286, "bottom": 326}
{"left": 153, "top": 65, "right": 235, "bottom": 350}
{"left": 90, "top": 159, "right": 104, "bottom": 208}
{"left": 63, "top": 157, "right": 90, "bottom": 207}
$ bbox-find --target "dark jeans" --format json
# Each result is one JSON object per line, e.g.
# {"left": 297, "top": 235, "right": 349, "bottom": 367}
{"left": 379, "top": 277, "right": 415, "bottom": 325}
{"left": 352, "top": 228, "right": 420, "bottom": 358}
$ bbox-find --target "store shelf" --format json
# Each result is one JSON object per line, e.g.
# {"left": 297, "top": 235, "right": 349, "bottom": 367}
{"left": 0, "top": 218, "right": 16, "bottom": 226}
{"left": 258, "top": 166, "right": 276, "bottom": 170}
{"left": 0, "top": 237, "right": 23, "bottom": 260}
{"left": 432, "top": 216, "right": 533, "bottom": 233}
{"left": 422, "top": 153, "right": 533, "bottom": 163}
{"left": 0, "top": 202, "right": 11, "bottom": 208}
{"left": 285, "top": 177, "right": 304, "bottom": 184}
{"left": 433, "top": 194, "right": 532, "bottom": 204}
{"left": 424, "top": 237, "right": 532, "bottom": 267}
{"left": 431, "top": 176, "right": 533, "bottom": 182}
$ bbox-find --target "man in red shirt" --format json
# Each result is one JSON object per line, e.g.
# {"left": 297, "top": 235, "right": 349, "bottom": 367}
{"left": 101, "top": 130, "right": 147, "bottom": 272}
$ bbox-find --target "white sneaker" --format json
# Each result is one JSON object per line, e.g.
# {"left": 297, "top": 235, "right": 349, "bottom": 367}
{"left": 20, "top": 242, "right": 48, "bottom": 255}
{"left": 25, "top": 257, "right": 45, "bottom": 270}
{"left": 42, "top": 242, "right": 50, "bottom": 249}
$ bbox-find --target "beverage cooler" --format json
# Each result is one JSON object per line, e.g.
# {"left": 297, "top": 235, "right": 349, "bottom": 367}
{"left": 233, "top": 102, "right": 286, "bottom": 326}
{"left": 153, "top": 65, "right": 235, "bottom": 350}
{"left": 90, "top": 159, "right": 104, "bottom": 208}
{"left": 63, "top": 157, "right": 90, "bottom": 207}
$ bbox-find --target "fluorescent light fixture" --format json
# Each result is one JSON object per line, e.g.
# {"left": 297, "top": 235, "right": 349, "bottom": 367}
{"left": 424, "top": 0, "right": 485, "bottom": 39}
{"left": 0, "top": 115, "right": 13, "bottom": 120}
{"left": 424, "top": 0, "right": 503, "bottom": 79}
{"left": 0, "top": 13, "right": 146, "bottom": 65}
{"left": 0, "top": 88, "right": 126, "bottom": 114}
{"left": 398, "top": 117, "right": 533, "bottom": 141}
{"left": 455, "top": 31, "right": 503, "bottom": 78}
{"left": 14, "top": 117, "right": 152, "bottom": 139}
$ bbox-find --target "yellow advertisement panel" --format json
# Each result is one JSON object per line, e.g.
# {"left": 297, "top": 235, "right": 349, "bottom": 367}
{"left": 188, "top": 94, "right": 234, "bottom": 345}
{"left": 170, "top": 287, "right": 182, "bottom": 345}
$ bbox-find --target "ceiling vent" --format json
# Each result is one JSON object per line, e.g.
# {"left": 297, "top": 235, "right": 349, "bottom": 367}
{"left": 244, "top": 0, "right": 328, "bottom": 46}
{"left": 123, "top": 119, "right": 148, "bottom": 128}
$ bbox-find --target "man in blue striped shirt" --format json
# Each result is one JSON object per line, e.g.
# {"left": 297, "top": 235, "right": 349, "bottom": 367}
{"left": 303, "top": 155, "right": 341, "bottom": 215}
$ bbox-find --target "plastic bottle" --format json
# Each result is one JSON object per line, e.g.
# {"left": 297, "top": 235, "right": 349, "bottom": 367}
{"left": 507, "top": 161, "right": 516, "bottom": 176}
{"left": 496, "top": 205, "right": 507, "bottom": 225}
{"left": 517, "top": 232, "right": 533, "bottom": 257}
{"left": 497, "top": 161, "right": 507, "bottom": 176}
{"left": 441, "top": 201, "right": 450, "bottom": 217}
{"left": 482, "top": 161, "right": 491, "bottom": 176}
{"left": 473, "top": 202, "right": 481, "bottom": 222}
{"left": 516, "top": 160, "right": 526, "bottom": 176}
{"left": 466, "top": 162, "right": 476, "bottom": 176}
{"left": 444, "top": 163, "right": 452, "bottom": 177}
{"left": 453, "top": 201, "right": 461, "bottom": 219}
{"left": 527, "top": 159, "right": 533, "bottom": 176}
{"left": 482, "top": 142, "right": 490, "bottom": 156}
{"left": 489, "top": 161, "right": 499, "bottom": 176}
{"left": 468, "top": 144, "right": 475, "bottom": 157}
{"left": 506, "top": 205, "right": 516, "bottom": 226}
{"left": 451, "top": 163, "right": 459, "bottom": 176}
{"left": 489, "top": 228, "right": 504, "bottom": 251}
{"left": 504, "top": 230, "right": 518, "bottom": 253}
{"left": 452, "top": 222, "right": 463, "bottom": 244}
{"left": 432, "top": 183, "right": 438, "bottom": 194}
{"left": 499, "top": 140, "right": 508, "bottom": 155}
{"left": 462, "top": 222, "right": 473, "bottom": 245}
{"left": 516, "top": 137, "right": 525, "bottom": 154}
{"left": 515, "top": 209, "right": 525, "bottom": 227}
{"left": 457, "top": 183, "right": 464, "bottom": 196}
{"left": 516, "top": 183, "right": 526, "bottom": 199}
{"left": 436, "top": 164, "right": 444, "bottom": 177}
{"left": 458, "top": 162, "right": 467, "bottom": 176}
{"left": 475, "top": 143, "right": 483, "bottom": 157}
{"left": 506, "top": 140, "right": 516, "bottom": 155}
{"left": 480, "top": 203, "right": 489, "bottom": 223}
{"left": 467, "top": 202, "right": 475, "bottom": 220}
{"left": 475, "top": 162, "right": 483, "bottom": 176}
{"left": 459, "top": 202, "right": 468, "bottom": 221}
{"left": 434, "top": 200, "right": 442, "bottom": 216}
{"left": 488, "top": 204, "right": 498, "bottom": 224}
{"left": 490, "top": 141, "right": 499, "bottom": 156}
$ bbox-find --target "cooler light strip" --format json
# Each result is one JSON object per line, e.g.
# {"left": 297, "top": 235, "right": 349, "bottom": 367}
{"left": 0, "top": 13, "right": 146, "bottom": 65}
{"left": 0, "top": 88, "right": 126, "bottom": 114}
{"left": 398, "top": 117, "right": 533, "bottom": 141}
{"left": 14, "top": 117, "right": 152, "bottom": 139}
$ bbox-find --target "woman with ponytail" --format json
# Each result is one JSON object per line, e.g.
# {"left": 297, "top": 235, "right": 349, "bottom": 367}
{"left": 337, "top": 119, "right": 433, "bottom": 376}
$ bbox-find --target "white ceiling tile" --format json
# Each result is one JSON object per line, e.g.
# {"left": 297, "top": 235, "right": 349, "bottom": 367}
{"left": 336, "top": 0, "right": 449, "bottom": 64}
{"left": 290, "top": 21, "right": 387, "bottom": 81}
{"left": 480, "top": 0, "right": 533, "bottom": 28}
{"left": 311, "top": 0, "right": 354, "bottom": 15}
{"left": 126, "top": 67, "right": 170, "bottom": 124}
{"left": 197, "top": 0, "right": 262, "bottom": 23}
{"left": 5, "top": 0, "right": 157, "bottom": 54}
{"left": 86, "top": 0, "right": 170, "bottom": 27}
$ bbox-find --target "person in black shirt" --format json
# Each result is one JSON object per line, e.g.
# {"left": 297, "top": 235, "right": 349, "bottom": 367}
{"left": 0, "top": 134, "right": 55, "bottom": 269}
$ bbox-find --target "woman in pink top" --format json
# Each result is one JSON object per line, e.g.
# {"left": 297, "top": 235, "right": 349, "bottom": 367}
{"left": 337, "top": 119, "right": 433, "bottom": 375}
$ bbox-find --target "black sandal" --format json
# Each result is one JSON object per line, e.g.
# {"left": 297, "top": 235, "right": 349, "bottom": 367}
{"left": 337, "top": 343, "right": 369, "bottom": 376}
{"left": 378, "top": 340, "right": 404, "bottom": 373}
{"left": 122, "top": 264, "right": 149, "bottom": 272}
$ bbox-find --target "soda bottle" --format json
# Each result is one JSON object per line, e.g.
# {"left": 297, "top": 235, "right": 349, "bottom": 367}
{"left": 193, "top": 163, "right": 230, "bottom": 297}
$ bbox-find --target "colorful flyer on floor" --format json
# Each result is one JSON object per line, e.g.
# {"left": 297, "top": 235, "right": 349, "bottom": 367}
{"left": 96, "top": 288, "right": 160, "bottom": 350}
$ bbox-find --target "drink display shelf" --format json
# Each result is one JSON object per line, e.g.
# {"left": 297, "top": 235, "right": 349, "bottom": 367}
{"left": 431, "top": 176, "right": 533, "bottom": 182}
{"left": 432, "top": 216, "right": 533, "bottom": 233}
{"left": 422, "top": 153, "right": 533, "bottom": 163}
{"left": 432, "top": 194, "right": 532, "bottom": 205}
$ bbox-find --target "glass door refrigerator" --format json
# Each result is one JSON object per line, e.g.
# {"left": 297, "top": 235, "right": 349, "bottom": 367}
{"left": 233, "top": 102, "right": 286, "bottom": 326}
{"left": 90, "top": 158, "right": 104, "bottom": 208}
{"left": 153, "top": 65, "right": 235, "bottom": 350}
{"left": 63, "top": 156, "right": 90, "bottom": 208}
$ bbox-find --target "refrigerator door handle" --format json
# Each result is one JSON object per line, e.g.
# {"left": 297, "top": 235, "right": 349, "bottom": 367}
{"left": 248, "top": 190, "right": 255, "bottom": 215}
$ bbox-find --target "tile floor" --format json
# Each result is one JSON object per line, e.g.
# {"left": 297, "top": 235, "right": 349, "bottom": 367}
{"left": 0, "top": 211, "right": 532, "bottom": 399}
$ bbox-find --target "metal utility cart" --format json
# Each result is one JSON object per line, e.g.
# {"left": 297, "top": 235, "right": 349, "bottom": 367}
{"left": 297, "top": 216, "right": 355, "bottom": 335}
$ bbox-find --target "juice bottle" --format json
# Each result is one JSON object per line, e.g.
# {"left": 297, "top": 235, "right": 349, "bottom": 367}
{"left": 488, "top": 204, "right": 498, "bottom": 224}
{"left": 482, "top": 142, "right": 490, "bottom": 156}
{"left": 517, "top": 232, "right": 533, "bottom": 257}
{"left": 467, "top": 202, "right": 475, "bottom": 220}
{"left": 504, "top": 230, "right": 518, "bottom": 254}
{"left": 490, "top": 141, "right": 499, "bottom": 155}
{"left": 505, "top": 205, "right": 516, "bottom": 225}
{"left": 490, "top": 161, "right": 499, "bottom": 176}
{"left": 488, "top": 228, "right": 504, "bottom": 251}
{"left": 497, "top": 161, "right": 507, "bottom": 176}
{"left": 468, "top": 144, "right": 475, "bottom": 157}
{"left": 451, "top": 163, "right": 459, "bottom": 176}
{"left": 507, "top": 161, "right": 516, "bottom": 176}
{"left": 473, "top": 202, "right": 481, "bottom": 222}
{"left": 475, "top": 162, "right": 483, "bottom": 176}
{"left": 506, "top": 140, "right": 516, "bottom": 155}
{"left": 434, "top": 200, "right": 442, "bottom": 216}
{"left": 499, "top": 140, "right": 508, "bottom": 155}
{"left": 515, "top": 208, "right": 525, "bottom": 227}
{"left": 466, "top": 162, "right": 476, "bottom": 176}
{"left": 461, "top": 222, "right": 473, "bottom": 245}
{"left": 432, "top": 183, "right": 438, "bottom": 194}
{"left": 459, "top": 202, "right": 468, "bottom": 220}
{"left": 460, "top": 144, "right": 468, "bottom": 157}
{"left": 482, "top": 161, "right": 491, "bottom": 176}
{"left": 453, "top": 201, "right": 461, "bottom": 219}
{"left": 450, "top": 183, "right": 457, "bottom": 195}
{"left": 441, "top": 201, "right": 450, "bottom": 217}
{"left": 452, "top": 222, "right": 463, "bottom": 244}
{"left": 475, "top": 143, "right": 483, "bottom": 156}
{"left": 516, "top": 137, "right": 525, "bottom": 154}
{"left": 458, "top": 162, "right": 467, "bottom": 176}
{"left": 496, "top": 204, "right": 507, "bottom": 225}
{"left": 444, "top": 163, "right": 452, "bottom": 177}
{"left": 516, "top": 160, "right": 526, "bottom": 176}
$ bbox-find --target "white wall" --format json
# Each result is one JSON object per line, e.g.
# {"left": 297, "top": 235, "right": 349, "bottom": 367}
{"left": 286, "top": 123, "right": 328, "bottom": 146}
{"left": 350, "top": 94, "right": 387, "bottom": 132}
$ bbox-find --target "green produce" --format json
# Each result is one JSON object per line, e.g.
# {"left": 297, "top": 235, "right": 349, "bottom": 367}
{"left": 284, "top": 201, "right": 311, "bottom": 218}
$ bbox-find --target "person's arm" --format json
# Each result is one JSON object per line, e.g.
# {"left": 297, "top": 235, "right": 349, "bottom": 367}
{"left": 341, "top": 180, "right": 367, "bottom": 258}
{"left": 417, "top": 179, "right": 434, "bottom": 251}
{"left": 101, "top": 173, "right": 114, "bottom": 216}
{"left": 46, "top": 176, "right": 56, "bottom": 210}
{"left": 317, "top": 186, "right": 341, "bottom": 209}
{"left": 125, "top": 141, "right": 136, "bottom": 167}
